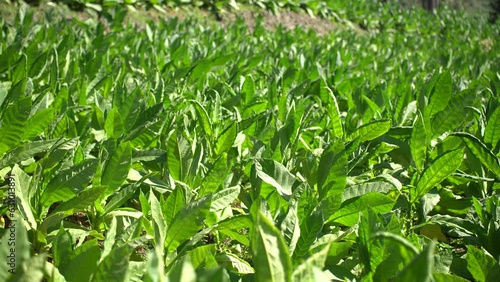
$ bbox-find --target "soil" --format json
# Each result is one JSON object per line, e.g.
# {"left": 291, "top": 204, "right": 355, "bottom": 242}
{"left": 220, "top": 10, "right": 339, "bottom": 36}
{"left": 0, "top": 2, "right": 345, "bottom": 36}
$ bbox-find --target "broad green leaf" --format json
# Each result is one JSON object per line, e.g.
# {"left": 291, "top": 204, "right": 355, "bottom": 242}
{"left": 104, "top": 108, "right": 125, "bottom": 139}
{"left": 415, "top": 149, "right": 463, "bottom": 201}
{"left": 0, "top": 216, "right": 30, "bottom": 279}
{"left": 293, "top": 209, "right": 324, "bottom": 259}
{"left": 433, "top": 273, "right": 470, "bottom": 282}
{"left": 485, "top": 106, "right": 500, "bottom": 150}
{"left": 411, "top": 111, "right": 428, "bottom": 171}
{"left": 23, "top": 108, "right": 55, "bottom": 140}
{"left": 167, "top": 255, "right": 196, "bottom": 282}
{"left": 149, "top": 190, "right": 167, "bottom": 247}
{"left": 210, "top": 186, "right": 240, "bottom": 212}
{"left": 41, "top": 185, "right": 107, "bottom": 232}
{"left": 164, "top": 187, "right": 186, "bottom": 227}
{"left": 167, "top": 132, "right": 193, "bottom": 182}
{"left": 326, "top": 85, "right": 344, "bottom": 138}
{"left": 188, "top": 244, "right": 217, "bottom": 269}
{"left": 165, "top": 195, "right": 212, "bottom": 252}
{"left": 215, "top": 253, "right": 254, "bottom": 274}
{"left": 52, "top": 226, "right": 73, "bottom": 267}
{"left": 431, "top": 91, "right": 473, "bottom": 139}
{"left": 343, "top": 181, "right": 395, "bottom": 202}
{"left": 53, "top": 185, "right": 107, "bottom": 214}
{"left": 101, "top": 141, "right": 132, "bottom": 195}
{"left": 101, "top": 217, "right": 117, "bottom": 264}
{"left": 199, "top": 154, "right": 228, "bottom": 197}
{"left": 41, "top": 159, "right": 98, "bottom": 207}
{"left": 453, "top": 132, "right": 500, "bottom": 177}
{"left": 255, "top": 159, "right": 295, "bottom": 198}
{"left": 15, "top": 252, "right": 47, "bottom": 282}
{"left": 216, "top": 214, "right": 252, "bottom": 246}
{"left": 104, "top": 181, "right": 144, "bottom": 215}
{"left": 427, "top": 70, "right": 452, "bottom": 118}
{"left": 317, "top": 141, "right": 347, "bottom": 199}
{"left": 192, "top": 100, "right": 213, "bottom": 140}
{"left": 330, "top": 192, "right": 395, "bottom": 226}
{"left": 145, "top": 245, "right": 166, "bottom": 282}
{"left": 393, "top": 241, "right": 436, "bottom": 282}
{"left": 466, "top": 246, "right": 497, "bottom": 282}
{"left": 280, "top": 188, "right": 301, "bottom": 255}
{"left": 349, "top": 119, "right": 391, "bottom": 143}
{"left": 0, "top": 96, "right": 31, "bottom": 156}
{"left": 132, "top": 149, "right": 166, "bottom": 163}
{"left": 92, "top": 245, "right": 131, "bottom": 282}
{"left": 215, "top": 123, "right": 237, "bottom": 156}
{"left": 29, "top": 50, "right": 48, "bottom": 78}
{"left": 293, "top": 241, "right": 331, "bottom": 281}
{"left": 114, "top": 87, "right": 141, "bottom": 132}
{"left": 251, "top": 211, "right": 293, "bottom": 282}
{"left": 61, "top": 239, "right": 101, "bottom": 282}
{"left": 12, "top": 165, "right": 37, "bottom": 229}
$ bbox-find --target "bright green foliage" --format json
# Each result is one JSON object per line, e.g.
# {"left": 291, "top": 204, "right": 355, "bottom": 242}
{"left": 0, "top": 1, "right": 499, "bottom": 281}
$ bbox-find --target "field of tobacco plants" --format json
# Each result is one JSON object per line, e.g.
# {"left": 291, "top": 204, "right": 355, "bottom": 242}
{"left": 0, "top": 1, "right": 499, "bottom": 281}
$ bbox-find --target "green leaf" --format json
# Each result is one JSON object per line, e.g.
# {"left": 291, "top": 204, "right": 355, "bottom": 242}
{"left": 293, "top": 241, "right": 331, "bottom": 281}
{"left": 61, "top": 239, "right": 101, "bottom": 282}
{"left": 431, "top": 90, "right": 473, "bottom": 139}
{"left": 101, "top": 141, "right": 132, "bottom": 195}
{"left": 0, "top": 96, "right": 32, "bottom": 156}
{"left": 199, "top": 154, "right": 228, "bottom": 197}
{"left": 280, "top": 189, "right": 301, "bottom": 255}
{"left": 41, "top": 185, "right": 107, "bottom": 232}
{"left": 317, "top": 140, "right": 347, "bottom": 199}
{"left": 293, "top": 209, "right": 324, "bottom": 259}
{"left": 326, "top": 85, "right": 344, "bottom": 138}
{"left": 41, "top": 159, "right": 98, "bottom": 207}
{"left": 0, "top": 139, "right": 62, "bottom": 168}
{"left": 343, "top": 181, "right": 395, "bottom": 202}
{"left": 251, "top": 211, "right": 293, "bottom": 282}
{"left": 215, "top": 253, "right": 254, "bottom": 274}
{"left": 12, "top": 165, "right": 37, "bottom": 229}
{"left": 188, "top": 244, "right": 217, "bottom": 269}
{"left": 92, "top": 245, "right": 131, "bottom": 282}
{"left": 255, "top": 159, "right": 295, "bottom": 198}
{"left": 330, "top": 192, "right": 395, "bottom": 226}
{"left": 411, "top": 111, "right": 428, "bottom": 171}
{"left": 393, "top": 241, "right": 436, "bottom": 282}
{"left": 210, "top": 186, "right": 240, "bottom": 212}
{"left": 167, "top": 132, "right": 193, "bottom": 182}
{"left": 165, "top": 195, "right": 212, "bottom": 252}
{"left": 0, "top": 216, "right": 30, "bottom": 279}
{"left": 192, "top": 100, "right": 213, "bottom": 140}
{"left": 349, "top": 119, "right": 391, "bottom": 142}
{"left": 216, "top": 214, "right": 252, "bottom": 246}
{"left": 215, "top": 123, "right": 237, "bottom": 155}
{"left": 164, "top": 187, "right": 186, "bottom": 227}
{"left": 149, "top": 190, "right": 167, "bottom": 247}
{"left": 23, "top": 108, "right": 55, "bottom": 140}
{"left": 485, "top": 106, "right": 500, "bottom": 150}
{"left": 167, "top": 255, "right": 196, "bottom": 282}
{"left": 132, "top": 149, "right": 166, "bottom": 163}
{"left": 105, "top": 108, "right": 125, "bottom": 139}
{"left": 52, "top": 226, "right": 73, "bottom": 267}
{"left": 453, "top": 132, "right": 500, "bottom": 177}
{"left": 427, "top": 70, "right": 452, "bottom": 118}
{"left": 466, "top": 246, "right": 497, "bottom": 282}
{"left": 415, "top": 149, "right": 463, "bottom": 201}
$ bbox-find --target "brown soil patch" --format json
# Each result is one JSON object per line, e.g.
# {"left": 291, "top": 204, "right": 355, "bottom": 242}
{"left": 0, "top": 3, "right": 341, "bottom": 36}
{"left": 221, "top": 10, "right": 338, "bottom": 36}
